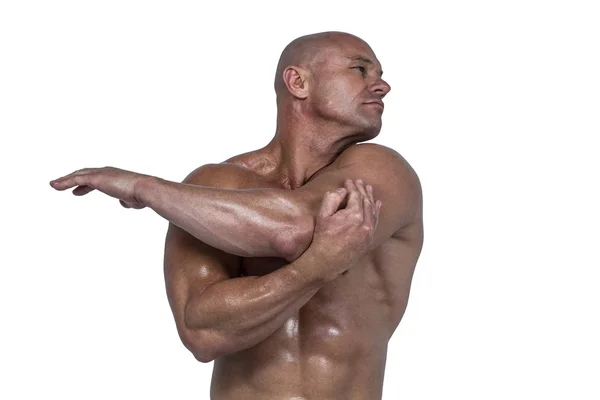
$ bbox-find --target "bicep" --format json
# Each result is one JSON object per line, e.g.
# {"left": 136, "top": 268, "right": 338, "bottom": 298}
{"left": 163, "top": 223, "right": 241, "bottom": 347}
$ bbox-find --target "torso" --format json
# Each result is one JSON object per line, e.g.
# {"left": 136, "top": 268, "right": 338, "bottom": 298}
{"left": 209, "top": 149, "right": 423, "bottom": 400}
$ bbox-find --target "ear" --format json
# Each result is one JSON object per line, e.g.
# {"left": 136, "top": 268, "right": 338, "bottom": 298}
{"left": 282, "top": 66, "right": 309, "bottom": 99}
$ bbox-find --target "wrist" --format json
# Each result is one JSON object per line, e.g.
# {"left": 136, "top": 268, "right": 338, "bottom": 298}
{"left": 134, "top": 175, "right": 162, "bottom": 208}
{"left": 291, "top": 247, "right": 338, "bottom": 286}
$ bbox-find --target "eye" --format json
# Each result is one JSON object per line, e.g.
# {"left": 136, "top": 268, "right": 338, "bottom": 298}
{"left": 353, "top": 66, "right": 367, "bottom": 76}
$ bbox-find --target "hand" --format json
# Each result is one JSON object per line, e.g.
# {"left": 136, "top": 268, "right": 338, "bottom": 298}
{"left": 309, "top": 179, "right": 381, "bottom": 280}
{"left": 49, "top": 167, "right": 153, "bottom": 209}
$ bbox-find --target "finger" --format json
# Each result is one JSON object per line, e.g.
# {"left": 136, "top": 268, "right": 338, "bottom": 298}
{"left": 72, "top": 185, "right": 95, "bottom": 196}
{"left": 50, "top": 169, "right": 96, "bottom": 190}
{"left": 51, "top": 168, "right": 92, "bottom": 183}
{"left": 362, "top": 196, "right": 374, "bottom": 228}
{"left": 355, "top": 179, "right": 369, "bottom": 201}
{"left": 50, "top": 174, "right": 92, "bottom": 191}
{"left": 356, "top": 180, "right": 374, "bottom": 222}
{"left": 374, "top": 200, "right": 382, "bottom": 230}
{"left": 120, "top": 200, "right": 145, "bottom": 209}
{"left": 344, "top": 179, "right": 362, "bottom": 211}
{"left": 366, "top": 184, "right": 375, "bottom": 204}
{"left": 318, "top": 188, "right": 348, "bottom": 218}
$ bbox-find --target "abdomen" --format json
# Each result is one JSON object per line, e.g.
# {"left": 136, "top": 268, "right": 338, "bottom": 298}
{"left": 210, "top": 280, "right": 391, "bottom": 398}
{"left": 211, "top": 330, "right": 388, "bottom": 399}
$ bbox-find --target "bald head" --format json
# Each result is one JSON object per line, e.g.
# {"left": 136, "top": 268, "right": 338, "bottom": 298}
{"left": 271, "top": 31, "right": 389, "bottom": 140}
{"left": 274, "top": 31, "right": 372, "bottom": 98}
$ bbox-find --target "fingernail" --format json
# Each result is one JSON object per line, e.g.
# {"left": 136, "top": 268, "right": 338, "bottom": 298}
{"left": 357, "top": 179, "right": 363, "bottom": 185}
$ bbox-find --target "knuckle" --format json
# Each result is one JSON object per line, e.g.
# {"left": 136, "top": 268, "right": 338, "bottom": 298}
{"left": 350, "top": 211, "right": 363, "bottom": 221}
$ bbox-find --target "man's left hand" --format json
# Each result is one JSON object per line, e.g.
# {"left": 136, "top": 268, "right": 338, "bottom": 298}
{"left": 50, "top": 167, "right": 153, "bottom": 209}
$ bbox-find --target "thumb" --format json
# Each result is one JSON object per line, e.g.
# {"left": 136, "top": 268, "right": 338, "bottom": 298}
{"left": 119, "top": 200, "right": 145, "bottom": 209}
{"left": 318, "top": 188, "right": 347, "bottom": 218}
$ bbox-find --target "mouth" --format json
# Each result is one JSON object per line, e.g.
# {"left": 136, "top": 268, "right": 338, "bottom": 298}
{"left": 364, "top": 100, "right": 384, "bottom": 110}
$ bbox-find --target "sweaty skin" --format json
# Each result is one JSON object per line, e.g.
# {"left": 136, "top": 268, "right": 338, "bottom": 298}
{"left": 174, "top": 149, "right": 424, "bottom": 400}
{"left": 50, "top": 31, "right": 424, "bottom": 399}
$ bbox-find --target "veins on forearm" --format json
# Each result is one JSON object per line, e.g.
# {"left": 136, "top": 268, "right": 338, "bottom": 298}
{"left": 146, "top": 178, "right": 314, "bottom": 260}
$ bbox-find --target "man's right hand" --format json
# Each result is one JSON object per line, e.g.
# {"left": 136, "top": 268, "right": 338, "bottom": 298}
{"left": 307, "top": 179, "right": 382, "bottom": 281}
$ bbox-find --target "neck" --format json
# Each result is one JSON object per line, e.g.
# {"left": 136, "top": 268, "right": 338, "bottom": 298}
{"left": 258, "top": 111, "right": 357, "bottom": 189}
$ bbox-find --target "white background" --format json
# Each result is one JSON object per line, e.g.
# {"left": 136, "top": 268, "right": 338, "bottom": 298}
{"left": 1, "top": 1, "right": 599, "bottom": 399}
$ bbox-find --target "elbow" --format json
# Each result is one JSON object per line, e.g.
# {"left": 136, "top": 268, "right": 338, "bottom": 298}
{"left": 274, "top": 215, "right": 315, "bottom": 262}
{"left": 180, "top": 328, "right": 224, "bottom": 364}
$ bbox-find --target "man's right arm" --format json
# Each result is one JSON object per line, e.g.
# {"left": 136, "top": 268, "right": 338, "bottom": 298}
{"left": 146, "top": 144, "right": 418, "bottom": 261}
{"left": 165, "top": 179, "right": 379, "bottom": 362}
{"left": 50, "top": 144, "right": 418, "bottom": 263}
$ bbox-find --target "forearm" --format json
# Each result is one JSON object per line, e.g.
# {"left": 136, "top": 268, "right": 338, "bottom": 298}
{"left": 184, "top": 251, "right": 332, "bottom": 361}
{"left": 139, "top": 177, "right": 314, "bottom": 260}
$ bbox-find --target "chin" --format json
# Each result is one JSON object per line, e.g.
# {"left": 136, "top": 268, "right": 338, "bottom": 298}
{"left": 332, "top": 113, "right": 382, "bottom": 141}
{"left": 346, "top": 126, "right": 380, "bottom": 143}
{"left": 355, "top": 118, "right": 382, "bottom": 139}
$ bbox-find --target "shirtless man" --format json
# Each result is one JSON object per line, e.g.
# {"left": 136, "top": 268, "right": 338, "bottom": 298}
{"left": 50, "top": 31, "right": 424, "bottom": 399}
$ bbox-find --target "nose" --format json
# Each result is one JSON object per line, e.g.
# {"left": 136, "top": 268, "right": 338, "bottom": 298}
{"left": 369, "top": 77, "right": 391, "bottom": 99}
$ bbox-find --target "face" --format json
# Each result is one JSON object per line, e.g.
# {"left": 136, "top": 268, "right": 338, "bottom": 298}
{"left": 307, "top": 37, "right": 391, "bottom": 138}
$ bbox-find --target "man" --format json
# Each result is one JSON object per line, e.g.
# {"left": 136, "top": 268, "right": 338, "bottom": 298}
{"left": 50, "top": 31, "right": 423, "bottom": 399}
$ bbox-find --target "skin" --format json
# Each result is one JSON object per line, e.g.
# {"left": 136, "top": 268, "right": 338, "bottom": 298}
{"left": 50, "top": 32, "right": 424, "bottom": 399}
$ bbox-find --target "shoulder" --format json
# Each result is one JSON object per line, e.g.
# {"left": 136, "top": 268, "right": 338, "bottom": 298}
{"left": 340, "top": 143, "right": 421, "bottom": 190}
{"left": 343, "top": 143, "right": 423, "bottom": 230}
{"left": 181, "top": 162, "right": 261, "bottom": 189}
{"left": 340, "top": 143, "right": 414, "bottom": 170}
